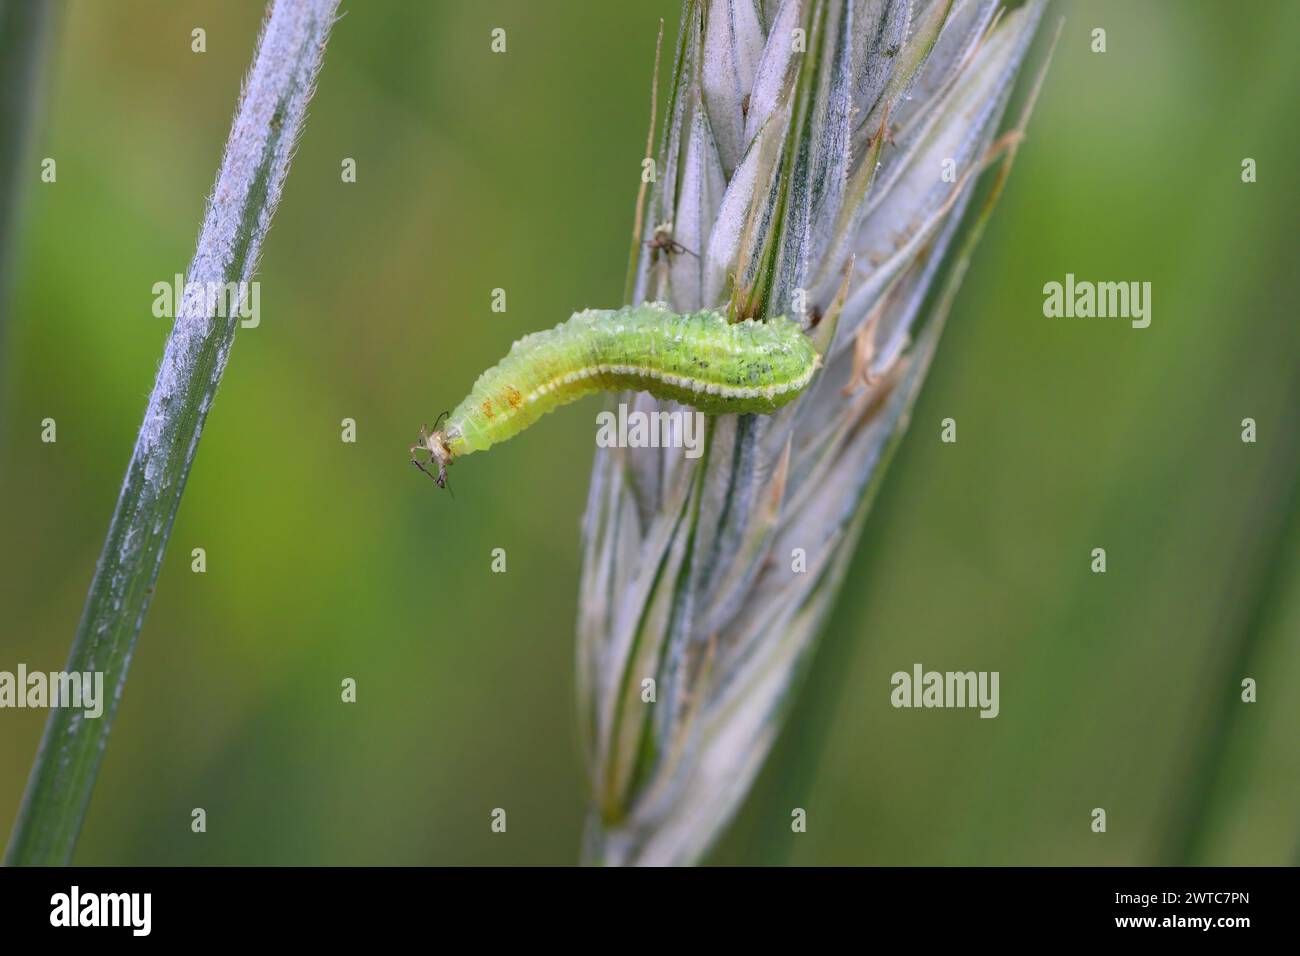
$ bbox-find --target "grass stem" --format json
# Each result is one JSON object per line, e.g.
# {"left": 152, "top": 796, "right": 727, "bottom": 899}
{"left": 3, "top": 0, "right": 340, "bottom": 866}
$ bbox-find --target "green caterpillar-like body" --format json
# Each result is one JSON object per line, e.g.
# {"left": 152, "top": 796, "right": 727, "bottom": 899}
{"left": 411, "top": 303, "right": 818, "bottom": 486}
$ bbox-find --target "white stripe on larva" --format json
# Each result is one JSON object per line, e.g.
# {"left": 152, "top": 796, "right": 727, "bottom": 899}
{"left": 521, "top": 360, "right": 815, "bottom": 408}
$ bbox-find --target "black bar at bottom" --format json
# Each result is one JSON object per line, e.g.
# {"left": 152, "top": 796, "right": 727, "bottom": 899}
{"left": 0, "top": 865, "right": 1288, "bottom": 939}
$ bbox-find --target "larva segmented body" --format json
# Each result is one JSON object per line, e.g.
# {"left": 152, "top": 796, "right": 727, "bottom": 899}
{"left": 410, "top": 303, "right": 819, "bottom": 487}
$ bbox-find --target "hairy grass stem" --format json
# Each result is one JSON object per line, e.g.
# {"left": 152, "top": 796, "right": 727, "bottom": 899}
{"left": 4, "top": 0, "right": 340, "bottom": 866}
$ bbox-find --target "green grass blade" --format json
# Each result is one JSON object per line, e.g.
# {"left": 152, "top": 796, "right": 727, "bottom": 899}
{"left": 3, "top": 0, "right": 340, "bottom": 867}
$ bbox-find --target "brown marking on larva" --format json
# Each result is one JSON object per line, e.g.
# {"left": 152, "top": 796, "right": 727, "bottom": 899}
{"left": 808, "top": 304, "right": 824, "bottom": 328}
{"left": 505, "top": 385, "right": 522, "bottom": 409}
{"left": 481, "top": 399, "right": 494, "bottom": 419}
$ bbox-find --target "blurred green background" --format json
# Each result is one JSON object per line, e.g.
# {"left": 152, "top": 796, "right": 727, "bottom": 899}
{"left": 0, "top": 0, "right": 1295, "bottom": 865}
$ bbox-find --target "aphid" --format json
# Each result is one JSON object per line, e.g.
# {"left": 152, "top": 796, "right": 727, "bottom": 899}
{"left": 644, "top": 222, "right": 697, "bottom": 262}
{"left": 410, "top": 303, "right": 820, "bottom": 489}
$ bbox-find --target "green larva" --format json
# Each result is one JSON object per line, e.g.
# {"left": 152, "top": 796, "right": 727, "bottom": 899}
{"left": 409, "top": 302, "right": 820, "bottom": 488}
